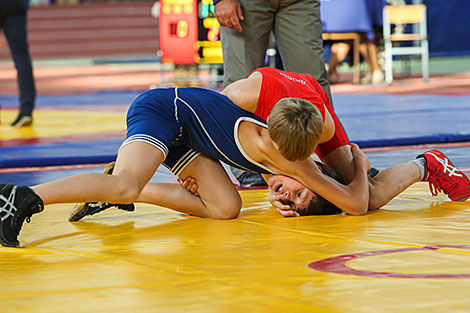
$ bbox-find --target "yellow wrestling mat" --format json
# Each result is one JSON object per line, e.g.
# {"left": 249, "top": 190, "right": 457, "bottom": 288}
{"left": 1, "top": 110, "right": 125, "bottom": 140}
{"left": 2, "top": 184, "right": 470, "bottom": 313}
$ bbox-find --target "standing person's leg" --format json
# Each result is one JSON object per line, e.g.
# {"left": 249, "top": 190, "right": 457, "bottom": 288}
{"left": 220, "top": 0, "right": 274, "bottom": 87}
{"left": 274, "top": 0, "right": 332, "bottom": 104}
{"left": 221, "top": 0, "right": 275, "bottom": 185}
{"left": 359, "top": 39, "right": 384, "bottom": 84}
{"left": 3, "top": 10, "right": 36, "bottom": 127}
{"left": 327, "top": 43, "right": 351, "bottom": 82}
{"left": 365, "top": 41, "right": 384, "bottom": 84}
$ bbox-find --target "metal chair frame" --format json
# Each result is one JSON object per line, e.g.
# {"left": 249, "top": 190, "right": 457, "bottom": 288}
{"left": 383, "top": 5, "right": 429, "bottom": 84}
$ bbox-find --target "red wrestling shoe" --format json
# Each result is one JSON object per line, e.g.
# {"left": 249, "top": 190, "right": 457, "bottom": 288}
{"left": 417, "top": 150, "right": 470, "bottom": 201}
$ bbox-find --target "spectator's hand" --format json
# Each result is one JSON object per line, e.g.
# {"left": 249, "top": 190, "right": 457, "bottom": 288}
{"left": 268, "top": 190, "right": 300, "bottom": 217}
{"left": 214, "top": 0, "right": 244, "bottom": 32}
{"left": 177, "top": 176, "right": 199, "bottom": 196}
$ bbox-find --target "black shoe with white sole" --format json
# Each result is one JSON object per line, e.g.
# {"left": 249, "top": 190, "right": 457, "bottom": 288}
{"left": 0, "top": 184, "right": 44, "bottom": 247}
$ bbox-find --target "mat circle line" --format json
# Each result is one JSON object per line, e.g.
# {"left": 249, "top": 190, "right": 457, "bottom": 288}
{"left": 308, "top": 245, "right": 470, "bottom": 279}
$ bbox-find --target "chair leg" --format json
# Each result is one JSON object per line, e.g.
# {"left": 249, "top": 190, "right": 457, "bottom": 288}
{"left": 422, "top": 40, "right": 429, "bottom": 83}
{"left": 384, "top": 42, "right": 393, "bottom": 84}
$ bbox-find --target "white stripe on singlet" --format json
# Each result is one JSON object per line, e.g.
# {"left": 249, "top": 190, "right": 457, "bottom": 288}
{"left": 119, "top": 134, "right": 169, "bottom": 157}
{"left": 234, "top": 117, "right": 272, "bottom": 173}
{"left": 173, "top": 89, "right": 261, "bottom": 173}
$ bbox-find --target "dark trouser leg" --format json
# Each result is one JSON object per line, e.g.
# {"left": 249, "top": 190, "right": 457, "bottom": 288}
{"left": 220, "top": 0, "right": 275, "bottom": 186}
{"left": 220, "top": 0, "right": 274, "bottom": 87}
{"left": 274, "top": 0, "right": 332, "bottom": 105}
{"left": 3, "top": 11, "right": 36, "bottom": 117}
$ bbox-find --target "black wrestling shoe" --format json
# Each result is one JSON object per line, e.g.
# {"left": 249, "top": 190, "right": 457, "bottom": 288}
{"left": 0, "top": 184, "right": 44, "bottom": 248}
{"left": 11, "top": 114, "right": 32, "bottom": 128}
{"left": 237, "top": 172, "right": 268, "bottom": 187}
{"left": 68, "top": 162, "right": 135, "bottom": 222}
{"left": 69, "top": 201, "right": 135, "bottom": 222}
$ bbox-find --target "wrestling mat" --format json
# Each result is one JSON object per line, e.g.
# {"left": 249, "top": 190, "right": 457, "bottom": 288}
{"left": 1, "top": 90, "right": 470, "bottom": 313}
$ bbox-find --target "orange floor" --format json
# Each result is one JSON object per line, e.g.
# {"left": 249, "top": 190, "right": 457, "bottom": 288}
{"left": 1, "top": 60, "right": 469, "bottom": 95}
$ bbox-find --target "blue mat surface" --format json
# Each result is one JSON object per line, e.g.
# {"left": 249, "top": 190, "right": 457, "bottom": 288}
{"left": 1, "top": 91, "right": 469, "bottom": 168}
{"left": 333, "top": 94, "right": 470, "bottom": 147}
{"left": 0, "top": 139, "right": 122, "bottom": 168}
{"left": 0, "top": 91, "right": 140, "bottom": 107}
{"left": 2, "top": 146, "right": 469, "bottom": 186}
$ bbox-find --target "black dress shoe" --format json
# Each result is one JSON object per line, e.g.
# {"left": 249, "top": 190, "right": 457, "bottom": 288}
{"left": 11, "top": 114, "right": 32, "bottom": 127}
{"left": 237, "top": 172, "right": 268, "bottom": 187}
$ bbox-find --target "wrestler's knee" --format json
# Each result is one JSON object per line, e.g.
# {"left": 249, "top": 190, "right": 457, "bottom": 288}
{"left": 112, "top": 177, "right": 143, "bottom": 203}
{"left": 207, "top": 196, "right": 242, "bottom": 220}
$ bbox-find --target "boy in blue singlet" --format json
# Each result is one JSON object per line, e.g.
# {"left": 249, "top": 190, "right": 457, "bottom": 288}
{"left": 1, "top": 87, "right": 468, "bottom": 247}
{"left": 0, "top": 87, "right": 370, "bottom": 247}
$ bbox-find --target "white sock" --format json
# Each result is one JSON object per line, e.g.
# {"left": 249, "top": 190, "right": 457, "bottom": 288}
{"left": 412, "top": 157, "right": 426, "bottom": 180}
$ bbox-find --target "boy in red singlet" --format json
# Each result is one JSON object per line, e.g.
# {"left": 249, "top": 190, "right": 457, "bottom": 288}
{"left": 220, "top": 67, "right": 470, "bottom": 216}
{"left": 223, "top": 66, "right": 348, "bottom": 163}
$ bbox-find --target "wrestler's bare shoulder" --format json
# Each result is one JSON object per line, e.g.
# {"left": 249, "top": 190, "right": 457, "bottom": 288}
{"left": 222, "top": 73, "right": 262, "bottom": 113}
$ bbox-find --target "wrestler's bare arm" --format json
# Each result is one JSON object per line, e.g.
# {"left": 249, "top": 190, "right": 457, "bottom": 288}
{"left": 252, "top": 130, "right": 370, "bottom": 215}
{"left": 178, "top": 135, "right": 370, "bottom": 216}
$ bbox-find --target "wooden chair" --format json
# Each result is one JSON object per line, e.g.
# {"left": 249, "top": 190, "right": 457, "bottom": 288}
{"left": 383, "top": 4, "right": 429, "bottom": 83}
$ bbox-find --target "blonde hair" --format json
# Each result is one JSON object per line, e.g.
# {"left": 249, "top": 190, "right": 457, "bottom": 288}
{"left": 267, "top": 97, "right": 323, "bottom": 162}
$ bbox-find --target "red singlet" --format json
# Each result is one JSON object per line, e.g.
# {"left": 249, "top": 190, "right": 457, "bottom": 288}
{"left": 252, "top": 67, "right": 350, "bottom": 160}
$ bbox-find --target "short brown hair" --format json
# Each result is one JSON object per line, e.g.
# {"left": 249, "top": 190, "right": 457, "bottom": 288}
{"left": 267, "top": 97, "right": 323, "bottom": 162}
{"left": 298, "top": 162, "right": 344, "bottom": 216}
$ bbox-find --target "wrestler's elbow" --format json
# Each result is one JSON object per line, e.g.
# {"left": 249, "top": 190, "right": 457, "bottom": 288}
{"left": 367, "top": 191, "right": 387, "bottom": 211}
{"left": 346, "top": 208, "right": 368, "bottom": 216}
{"left": 342, "top": 198, "right": 369, "bottom": 216}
